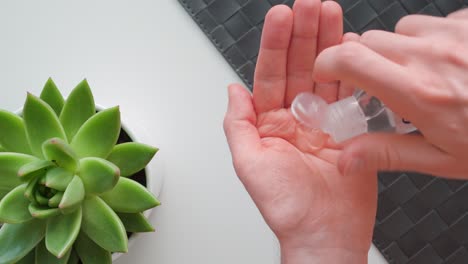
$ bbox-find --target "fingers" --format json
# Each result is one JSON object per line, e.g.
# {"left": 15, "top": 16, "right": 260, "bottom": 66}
{"left": 338, "top": 133, "right": 468, "bottom": 179}
{"left": 313, "top": 0, "right": 343, "bottom": 104}
{"left": 359, "top": 30, "right": 421, "bottom": 65}
{"left": 224, "top": 84, "right": 261, "bottom": 165}
{"left": 284, "top": 0, "right": 321, "bottom": 106}
{"left": 313, "top": 42, "right": 416, "bottom": 116}
{"left": 317, "top": 1, "right": 344, "bottom": 55}
{"left": 253, "top": 5, "right": 293, "bottom": 114}
{"left": 338, "top": 32, "right": 360, "bottom": 99}
{"left": 342, "top": 32, "right": 360, "bottom": 42}
{"left": 396, "top": 14, "right": 463, "bottom": 39}
{"left": 396, "top": 15, "right": 444, "bottom": 36}
{"left": 448, "top": 8, "right": 468, "bottom": 20}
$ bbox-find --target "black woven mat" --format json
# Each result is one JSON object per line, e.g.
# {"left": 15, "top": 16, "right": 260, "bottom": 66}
{"left": 178, "top": 0, "right": 468, "bottom": 263}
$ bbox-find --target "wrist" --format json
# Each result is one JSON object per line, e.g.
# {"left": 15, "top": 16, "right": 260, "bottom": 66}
{"left": 279, "top": 236, "right": 368, "bottom": 264}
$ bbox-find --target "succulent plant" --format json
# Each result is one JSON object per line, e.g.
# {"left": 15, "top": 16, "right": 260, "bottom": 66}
{"left": 0, "top": 78, "right": 160, "bottom": 264}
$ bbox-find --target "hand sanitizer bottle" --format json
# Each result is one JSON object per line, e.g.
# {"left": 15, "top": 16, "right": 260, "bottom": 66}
{"left": 291, "top": 90, "right": 417, "bottom": 143}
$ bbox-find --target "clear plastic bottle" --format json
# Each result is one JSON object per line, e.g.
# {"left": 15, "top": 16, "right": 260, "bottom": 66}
{"left": 291, "top": 90, "right": 417, "bottom": 143}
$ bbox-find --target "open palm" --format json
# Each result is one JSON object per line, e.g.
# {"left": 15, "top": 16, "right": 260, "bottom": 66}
{"left": 224, "top": 0, "right": 377, "bottom": 259}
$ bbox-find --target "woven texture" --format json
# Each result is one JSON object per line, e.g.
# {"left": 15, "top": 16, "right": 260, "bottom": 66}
{"left": 179, "top": 0, "right": 466, "bottom": 90}
{"left": 178, "top": 0, "right": 468, "bottom": 263}
{"left": 376, "top": 172, "right": 468, "bottom": 263}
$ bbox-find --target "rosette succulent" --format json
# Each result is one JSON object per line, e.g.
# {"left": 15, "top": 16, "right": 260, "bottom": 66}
{"left": 0, "top": 78, "right": 160, "bottom": 264}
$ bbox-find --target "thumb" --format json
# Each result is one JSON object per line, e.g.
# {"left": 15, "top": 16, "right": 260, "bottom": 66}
{"left": 223, "top": 84, "right": 261, "bottom": 167}
{"left": 338, "top": 133, "right": 466, "bottom": 179}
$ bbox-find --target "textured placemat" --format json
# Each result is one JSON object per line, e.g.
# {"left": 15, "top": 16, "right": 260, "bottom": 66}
{"left": 178, "top": 0, "right": 468, "bottom": 263}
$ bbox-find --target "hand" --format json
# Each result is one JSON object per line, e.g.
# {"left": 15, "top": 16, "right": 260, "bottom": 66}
{"left": 313, "top": 9, "right": 468, "bottom": 179}
{"left": 223, "top": 1, "right": 376, "bottom": 263}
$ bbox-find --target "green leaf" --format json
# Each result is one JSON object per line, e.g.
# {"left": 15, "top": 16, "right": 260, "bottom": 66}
{"left": 48, "top": 192, "right": 64, "bottom": 207}
{"left": 24, "top": 175, "right": 40, "bottom": 203}
{"left": 0, "top": 153, "right": 38, "bottom": 192}
{"left": 0, "top": 145, "right": 5, "bottom": 152}
{"left": 59, "top": 176, "right": 84, "bottom": 212}
{"left": 35, "top": 239, "right": 71, "bottom": 264}
{"left": 18, "top": 160, "right": 54, "bottom": 181}
{"left": 0, "top": 219, "right": 46, "bottom": 263}
{"left": 59, "top": 79, "right": 95, "bottom": 141}
{"left": 40, "top": 78, "right": 64, "bottom": 116}
{"left": 0, "top": 110, "right": 31, "bottom": 154}
{"left": 23, "top": 93, "right": 67, "bottom": 158}
{"left": 107, "top": 143, "right": 158, "bottom": 177}
{"left": 0, "top": 189, "right": 9, "bottom": 201}
{"left": 39, "top": 174, "right": 47, "bottom": 185}
{"left": 29, "top": 204, "right": 61, "bottom": 219}
{"left": 35, "top": 188, "right": 50, "bottom": 206}
{"left": 100, "top": 177, "right": 160, "bottom": 213}
{"left": 117, "top": 212, "right": 155, "bottom": 232}
{"left": 42, "top": 138, "right": 78, "bottom": 172}
{"left": 78, "top": 157, "right": 120, "bottom": 195}
{"left": 67, "top": 250, "right": 79, "bottom": 264}
{"left": 46, "top": 207, "right": 82, "bottom": 258}
{"left": 81, "top": 196, "right": 128, "bottom": 252}
{"left": 45, "top": 167, "right": 74, "bottom": 191}
{"left": 15, "top": 250, "right": 35, "bottom": 264}
{"left": 75, "top": 232, "right": 112, "bottom": 264}
{"left": 0, "top": 184, "right": 32, "bottom": 224}
{"left": 60, "top": 205, "right": 81, "bottom": 215}
{"left": 70, "top": 106, "right": 120, "bottom": 158}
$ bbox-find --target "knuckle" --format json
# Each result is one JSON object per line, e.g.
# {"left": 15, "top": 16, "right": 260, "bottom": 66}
{"left": 336, "top": 42, "right": 363, "bottom": 70}
{"left": 359, "top": 30, "right": 380, "bottom": 44}
{"left": 437, "top": 42, "right": 468, "bottom": 67}
{"left": 436, "top": 89, "right": 460, "bottom": 105}
{"left": 410, "top": 78, "right": 455, "bottom": 106}
{"left": 409, "top": 79, "right": 430, "bottom": 99}
{"left": 445, "top": 121, "right": 461, "bottom": 136}
{"left": 395, "top": 15, "right": 418, "bottom": 34}
{"left": 256, "top": 69, "right": 287, "bottom": 84}
{"left": 427, "top": 42, "right": 456, "bottom": 60}
{"left": 380, "top": 142, "right": 401, "bottom": 171}
{"left": 414, "top": 42, "right": 468, "bottom": 105}
{"left": 395, "top": 16, "right": 411, "bottom": 33}
{"left": 342, "top": 32, "right": 359, "bottom": 42}
{"left": 448, "top": 8, "right": 468, "bottom": 19}
{"left": 427, "top": 91, "right": 455, "bottom": 105}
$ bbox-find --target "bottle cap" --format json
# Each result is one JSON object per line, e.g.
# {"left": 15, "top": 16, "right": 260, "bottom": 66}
{"left": 291, "top": 92, "right": 368, "bottom": 143}
{"left": 321, "top": 96, "right": 368, "bottom": 142}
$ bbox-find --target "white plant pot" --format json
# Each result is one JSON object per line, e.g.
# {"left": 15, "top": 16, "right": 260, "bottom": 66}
{"left": 5, "top": 105, "right": 165, "bottom": 262}
{"left": 111, "top": 109, "right": 164, "bottom": 261}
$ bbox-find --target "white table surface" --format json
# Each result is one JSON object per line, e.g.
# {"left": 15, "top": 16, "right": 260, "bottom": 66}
{"left": 0, "top": 0, "right": 387, "bottom": 263}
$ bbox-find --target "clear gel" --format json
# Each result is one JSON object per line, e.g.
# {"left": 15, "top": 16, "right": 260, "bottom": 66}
{"left": 291, "top": 90, "right": 417, "bottom": 143}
